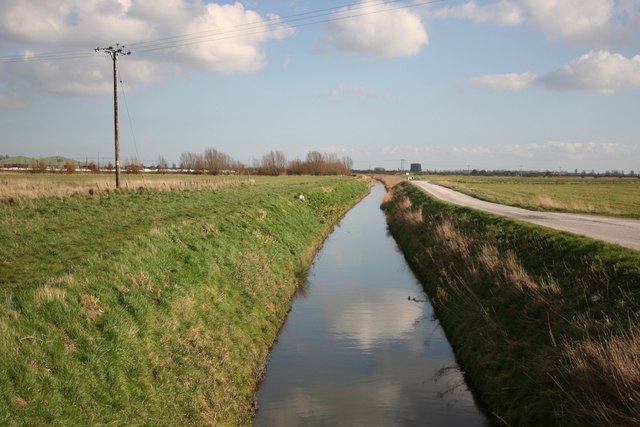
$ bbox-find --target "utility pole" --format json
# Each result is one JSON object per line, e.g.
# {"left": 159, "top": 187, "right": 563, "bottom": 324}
{"left": 95, "top": 44, "right": 131, "bottom": 189}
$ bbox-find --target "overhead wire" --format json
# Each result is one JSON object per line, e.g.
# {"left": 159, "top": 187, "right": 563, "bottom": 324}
{"left": 127, "top": 0, "right": 414, "bottom": 51}
{"left": 0, "top": 0, "right": 446, "bottom": 63}
{"left": 117, "top": 66, "right": 147, "bottom": 183}
{"left": 132, "top": 0, "right": 445, "bottom": 55}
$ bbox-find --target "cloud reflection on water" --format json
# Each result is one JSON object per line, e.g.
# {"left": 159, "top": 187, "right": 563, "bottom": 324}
{"left": 324, "top": 288, "right": 425, "bottom": 352}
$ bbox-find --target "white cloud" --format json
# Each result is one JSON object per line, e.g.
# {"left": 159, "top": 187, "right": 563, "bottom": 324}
{"left": 521, "top": 0, "right": 615, "bottom": 44}
{"left": 331, "top": 83, "right": 396, "bottom": 102}
{"left": 326, "top": 0, "right": 428, "bottom": 57}
{"left": 432, "top": 0, "right": 524, "bottom": 26}
{"left": 498, "top": 141, "right": 636, "bottom": 161}
{"left": 452, "top": 146, "right": 492, "bottom": 157}
{"left": 432, "top": 0, "right": 639, "bottom": 46}
{"left": 382, "top": 145, "right": 434, "bottom": 156}
{"left": 446, "top": 141, "right": 639, "bottom": 171}
{"left": 536, "top": 50, "right": 640, "bottom": 94}
{"left": 171, "top": 3, "right": 293, "bottom": 74}
{"left": 464, "top": 72, "right": 535, "bottom": 91}
{"left": 0, "top": 1, "right": 293, "bottom": 105}
{"left": 465, "top": 51, "right": 640, "bottom": 94}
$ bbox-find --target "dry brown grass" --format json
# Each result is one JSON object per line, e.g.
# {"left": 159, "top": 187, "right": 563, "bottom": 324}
{"left": 384, "top": 182, "right": 640, "bottom": 425}
{"left": 79, "top": 294, "right": 104, "bottom": 320}
{"left": 560, "top": 323, "right": 640, "bottom": 426}
{"left": 34, "top": 285, "right": 67, "bottom": 305}
{"left": 0, "top": 175, "right": 255, "bottom": 201}
{"left": 534, "top": 194, "right": 608, "bottom": 213}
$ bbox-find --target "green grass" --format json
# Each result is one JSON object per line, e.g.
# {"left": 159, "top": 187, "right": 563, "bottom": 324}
{"left": 382, "top": 179, "right": 640, "bottom": 426}
{"left": 0, "top": 175, "right": 369, "bottom": 425}
{"left": 422, "top": 175, "right": 640, "bottom": 218}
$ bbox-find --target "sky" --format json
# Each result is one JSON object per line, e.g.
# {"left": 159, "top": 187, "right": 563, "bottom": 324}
{"left": 1, "top": 0, "right": 639, "bottom": 172}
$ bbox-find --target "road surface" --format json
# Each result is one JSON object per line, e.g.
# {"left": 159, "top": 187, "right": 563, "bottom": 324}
{"left": 412, "top": 181, "right": 640, "bottom": 251}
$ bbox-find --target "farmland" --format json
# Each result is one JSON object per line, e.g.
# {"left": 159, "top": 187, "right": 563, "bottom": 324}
{"left": 0, "top": 174, "right": 369, "bottom": 425}
{"left": 422, "top": 175, "right": 640, "bottom": 218}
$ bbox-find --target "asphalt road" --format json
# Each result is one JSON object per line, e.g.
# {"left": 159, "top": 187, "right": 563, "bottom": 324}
{"left": 412, "top": 180, "right": 640, "bottom": 251}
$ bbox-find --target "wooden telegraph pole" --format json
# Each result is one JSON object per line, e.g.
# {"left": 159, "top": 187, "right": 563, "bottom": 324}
{"left": 95, "top": 44, "right": 130, "bottom": 189}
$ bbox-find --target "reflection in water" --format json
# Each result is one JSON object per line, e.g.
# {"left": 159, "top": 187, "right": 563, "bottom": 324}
{"left": 254, "top": 184, "right": 488, "bottom": 427}
{"left": 326, "top": 289, "right": 424, "bottom": 351}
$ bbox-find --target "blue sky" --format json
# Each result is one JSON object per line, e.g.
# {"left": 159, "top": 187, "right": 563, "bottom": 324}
{"left": 1, "top": 0, "right": 639, "bottom": 172}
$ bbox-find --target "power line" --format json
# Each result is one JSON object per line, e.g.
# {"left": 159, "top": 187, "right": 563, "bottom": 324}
{"left": 0, "top": 0, "right": 445, "bottom": 63}
{"left": 0, "top": 49, "right": 97, "bottom": 63}
{"left": 117, "top": 65, "right": 147, "bottom": 186}
{"left": 128, "top": 0, "right": 417, "bottom": 52}
{"left": 133, "top": 0, "right": 445, "bottom": 56}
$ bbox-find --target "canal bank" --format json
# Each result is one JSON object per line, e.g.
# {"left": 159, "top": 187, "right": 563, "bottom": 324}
{"left": 255, "top": 184, "right": 488, "bottom": 426}
{"left": 382, "top": 178, "right": 640, "bottom": 426}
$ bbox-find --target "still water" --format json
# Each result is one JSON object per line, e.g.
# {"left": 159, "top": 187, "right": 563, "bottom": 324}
{"left": 254, "top": 184, "right": 488, "bottom": 426}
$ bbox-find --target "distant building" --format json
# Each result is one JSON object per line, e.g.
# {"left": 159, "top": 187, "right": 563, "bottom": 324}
{"left": 410, "top": 163, "right": 422, "bottom": 173}
{"left": 373, "top": 167, "right": 385, "bottom": 172}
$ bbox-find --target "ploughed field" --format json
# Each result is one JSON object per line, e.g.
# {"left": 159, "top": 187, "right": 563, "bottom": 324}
{"left": 0, "top": 174, "right": 369, "bottom": 425}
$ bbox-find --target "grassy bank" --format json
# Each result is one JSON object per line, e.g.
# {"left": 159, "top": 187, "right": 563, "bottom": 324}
{"left": 423, "top": 175, "right": 640, "bottom": 218}
{"left": 0, "top": 175, "right": 369, "bottom": 425}
{"left": 381, "top": 178, "right": 640, "bottom": 426}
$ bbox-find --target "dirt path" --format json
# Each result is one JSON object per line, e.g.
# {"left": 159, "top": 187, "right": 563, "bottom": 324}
{"left": 412, "top": 181, "right": 640, "bottom": 251}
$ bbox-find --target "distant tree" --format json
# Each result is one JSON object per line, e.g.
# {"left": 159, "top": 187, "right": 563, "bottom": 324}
{"left": 179, "top": 148, "right": 239, "bottom": 174}
{"left": 260, "top": 150, "right": 287, "bottom": 175}
{"left": 36, "top": 159, "right": 47, "bottom": 173}
{"left": 305, "top": 151, "right": 324, "bottom": 175}
{"left": 180, "top": 152, "right": 201, "bottom": 172}
{"left": 157, "top": 155, "right": 169, "bottom": 173}
{"left": 106, "top": 162, "right": 114, "bottom": 171}
{"left": 203, "top": 148, "right": 233, "bottom": 174}
{"left": 88, "top": 162, "right": 99, "bottom": 173}
{"left": 341, "top": 156, "right": 353, "bottom": 173}
{"left": 287, "top": 159, "right": 305, "bottom": 175}
{"left": 65, "top": 161, "right": 76, "bottom": 174}
{"left": 124, "top": 156, "right": 144, "bottom": 174}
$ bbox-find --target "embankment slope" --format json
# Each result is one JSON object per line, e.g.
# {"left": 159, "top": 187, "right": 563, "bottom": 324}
{"left": 0, "top": 176, "right": 369, "bottom": 425}
{"left": 383, "top": 179, "right": 640, "bottom": 426}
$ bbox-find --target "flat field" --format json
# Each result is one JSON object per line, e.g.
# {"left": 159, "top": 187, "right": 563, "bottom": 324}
{"left": 423, "top": 175, "right": 640, "bottom": 218}
{"left": 0, "top": 172, "right": 249, "bottom": 200}
{"left": 0, "top": 174, "right": 369, "bottom": 425}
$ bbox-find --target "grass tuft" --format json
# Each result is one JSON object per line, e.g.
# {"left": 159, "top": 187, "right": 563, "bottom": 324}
{"left": 34, "top": 285, "right": 67, "bottom": 305}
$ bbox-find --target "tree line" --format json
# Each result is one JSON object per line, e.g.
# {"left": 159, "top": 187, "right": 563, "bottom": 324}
{"left": 179, "top": 149, "right": 353, "bottom": 176}
{"left": 0, "top": 149, "right": 354, "bottom": 176}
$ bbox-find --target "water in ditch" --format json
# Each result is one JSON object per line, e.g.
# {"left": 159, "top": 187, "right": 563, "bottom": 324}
{"left": 254, "top": 184, "right": 488, "bottom": 426}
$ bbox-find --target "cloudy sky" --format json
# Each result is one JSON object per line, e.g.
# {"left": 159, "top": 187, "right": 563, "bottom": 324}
{"left": 1, "top": 0, "right": 639, "bottom": 172}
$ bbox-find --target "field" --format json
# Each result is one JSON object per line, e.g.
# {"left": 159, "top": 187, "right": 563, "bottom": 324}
{"left": 0, "top": 172, "right": 251, "bottom": 200}
{"left": 422, "top": 175, "right": 640, "bottom": 218}
{"left": 0, "top": 174, "right": 370, "bottom": 425}
{"left": 382, "top": 177, "right": 640, "bottom": 426}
